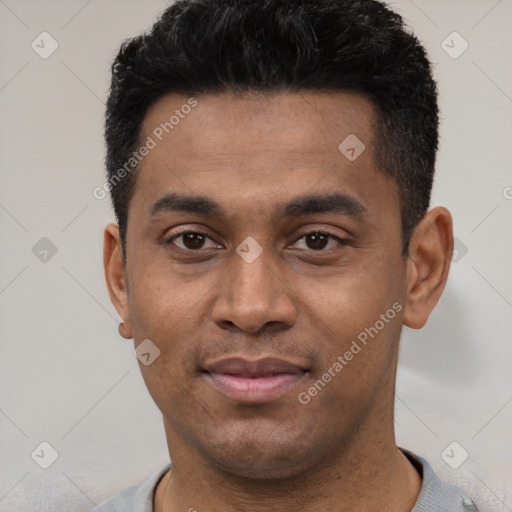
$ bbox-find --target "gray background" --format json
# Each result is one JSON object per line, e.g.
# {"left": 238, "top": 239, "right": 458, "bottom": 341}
{"left": 0, "top": 0, "right": 511, "bottom": 510}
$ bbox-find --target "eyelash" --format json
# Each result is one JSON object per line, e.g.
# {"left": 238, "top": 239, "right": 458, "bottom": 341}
{"left": 165, "top": 228, "right": 348, "bottom": 252}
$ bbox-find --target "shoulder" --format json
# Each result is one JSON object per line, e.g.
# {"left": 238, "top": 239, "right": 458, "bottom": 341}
{"left": 90, "top": 463, "right": 171, "bottom": 512}
{"left": 400, "top": 448, "right": 479, "bottom": 512}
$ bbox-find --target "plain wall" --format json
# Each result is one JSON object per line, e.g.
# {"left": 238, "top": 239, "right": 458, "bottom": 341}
{"left": 0, "top": 0, "right": 511, "bottom": 510}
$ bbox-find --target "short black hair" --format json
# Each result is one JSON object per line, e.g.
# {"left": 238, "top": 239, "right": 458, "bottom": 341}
{"left": 105, "top": 0, "right": 439, "bottom": 260}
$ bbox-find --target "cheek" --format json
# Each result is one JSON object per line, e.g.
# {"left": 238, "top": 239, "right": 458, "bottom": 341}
{"left": 309, "top": 250, "right": 405, "bottom": 382}
{"left": 127, "top": 255, "right": 204, "bottom": 337}
{"left": 319, "top": 250, "right": 405, "bottom": 325}
{"left": 298, "top": 284, "right": 402, "bottom": 422}
{"left": 128, "top": 282, "right": 198, "bottom": 417}
{"left": 125, "top": 264, "right": 198, "bottom": 391}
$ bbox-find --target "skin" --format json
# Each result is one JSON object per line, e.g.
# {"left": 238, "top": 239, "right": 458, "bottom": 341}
{"left": 104, "top": 90, "right": 453, "bottom": 512}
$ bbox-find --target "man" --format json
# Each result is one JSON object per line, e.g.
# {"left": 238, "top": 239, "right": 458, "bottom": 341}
{"left": 96, "top": 0, "right": 479, "bottom": 510}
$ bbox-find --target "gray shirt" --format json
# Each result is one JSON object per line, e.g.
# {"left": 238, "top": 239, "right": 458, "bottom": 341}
{"left": 92, "top": 448, "right": 478, "bottom": 511}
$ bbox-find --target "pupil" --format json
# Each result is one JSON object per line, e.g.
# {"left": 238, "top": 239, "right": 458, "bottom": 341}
{"left": 307, "top": 233, "right": 328, "bottom": 250}
{"left": 184, "top": 233, "right": 205, "bottom": 249}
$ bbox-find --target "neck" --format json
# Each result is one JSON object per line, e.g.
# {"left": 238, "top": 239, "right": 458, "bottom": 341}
{"left": 155, "top": 414, "right": 421, "bottom": 512}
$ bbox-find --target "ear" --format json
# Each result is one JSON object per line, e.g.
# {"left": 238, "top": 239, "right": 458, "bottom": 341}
{"left": 403, "top": 207, "right": 453, "bottom": 329}
{"left": 103, "top": 223, "right": 132, "bottom": 339}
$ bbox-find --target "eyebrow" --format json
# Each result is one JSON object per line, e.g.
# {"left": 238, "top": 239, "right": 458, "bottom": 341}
{"left": 149, "top": 192, "right": 367, "bottom": 219}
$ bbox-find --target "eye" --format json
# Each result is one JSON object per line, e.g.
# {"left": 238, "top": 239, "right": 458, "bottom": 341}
{"left": 166, "top": 230, "right": 221, "bottom": 251}
{"left": 165, "top": 229, "right": 347, "bottom": 253}
{"left": 291, "top": 230, "right": 347, "bottom": 251}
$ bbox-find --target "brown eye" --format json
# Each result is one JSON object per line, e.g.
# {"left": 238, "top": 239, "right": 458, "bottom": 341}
{"left": 305, "top": 232, "right": 329, "bottom": 250}
{"left": 167, "top": 231, "right": 220, "bottom": 251}
{"left": 292, "top": 230, "right": 346, "bottom": 251}
{"left": 181, "top": 232, "right": 207, "bottom": 249}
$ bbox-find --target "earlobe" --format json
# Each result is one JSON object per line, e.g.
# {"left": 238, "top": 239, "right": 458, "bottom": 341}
{"left": 402, "top": 207, "right": 453, "bottom": 329}
{"left": 118, "top": 321, "right": 133, "bottom": 340}
{"left": 103, "top": 223, "right": 133, "bottom": 339}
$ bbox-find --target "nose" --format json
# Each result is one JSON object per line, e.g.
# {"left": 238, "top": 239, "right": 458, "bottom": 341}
{"left": 211, "top": 242, "right": 297, "bottom": 334}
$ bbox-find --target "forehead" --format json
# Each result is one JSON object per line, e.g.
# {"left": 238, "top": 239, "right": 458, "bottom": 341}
{"left": 131, "top": 90, "right": 398, "bottom": 224}
{"left": 141, "top": 90, "right": 375, "bottom": 158}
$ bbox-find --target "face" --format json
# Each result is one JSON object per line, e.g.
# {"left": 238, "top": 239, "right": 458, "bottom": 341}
{"left": 104, "top": 91, "right": 446, "bottom": 480}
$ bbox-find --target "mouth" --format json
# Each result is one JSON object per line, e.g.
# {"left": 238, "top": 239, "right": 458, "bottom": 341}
{"left": 202, "top": 356, "right": 309, "bottom": 404}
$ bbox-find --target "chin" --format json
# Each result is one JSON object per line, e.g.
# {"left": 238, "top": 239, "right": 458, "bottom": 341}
{"left": 198, "top": 431, "right": 329, "bottom": 482}
{"left": 209, "top": 452, "right": 314, "bottom": 481}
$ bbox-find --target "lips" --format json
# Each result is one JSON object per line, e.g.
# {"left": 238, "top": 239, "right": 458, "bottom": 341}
{"left": 203, "top": 357, "right": 306, "bottom": 377}
{"left": 203, "top": 356, "right": 308, "bottom": 403}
